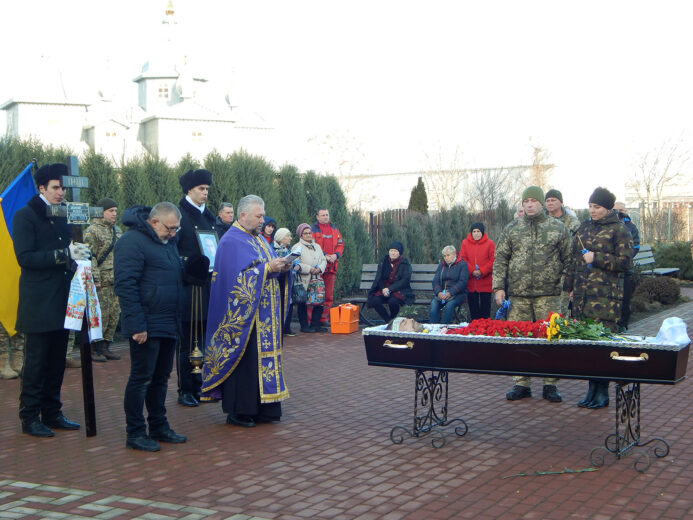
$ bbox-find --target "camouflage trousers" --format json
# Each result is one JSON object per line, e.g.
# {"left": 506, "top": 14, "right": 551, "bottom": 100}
{"left": 508, "top": 295, "right": 561, "bottom": 387}
{"left": 0, "top": 323, "right": 24, "bottom": 356}
{"left": 97, "top": 285, "right": 121, "bottom": 343}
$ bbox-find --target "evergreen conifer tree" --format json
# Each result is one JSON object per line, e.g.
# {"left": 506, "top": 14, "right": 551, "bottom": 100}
{"left": 407, "top": 176, "right": 428, "bottom": 214}
{"left": 277, "top": 164, "right": 309, "bottom": 235}
{"left": 303, "top": 170, "right": 330, "bottom": 217}
{"left": 81, "top": 151, "right": 120, "bottom": 205}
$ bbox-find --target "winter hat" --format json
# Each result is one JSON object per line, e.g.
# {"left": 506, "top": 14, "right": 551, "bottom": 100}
{"left": 388, "top": 241, "right": 404, "bottom": 255}
{"left": 96, "top": 197, "right": 118, "bottom": 211}
{"left": 588, "top": 187, "right": 616, "bottom": 210}
{"left": 521, "top": 186, "right": 545, "bottom": 204}
{"left": 274, "top": 227, "right": 291, "bottom": 244}
{"left": 470, "top": 222, "right": 485, "bottom": 236}
{"left": 296, "top": 223, "right": 311, "bottom": 238}
{"left": 545, "top": 189, "right": 563, "bottom": 203}
{"left": 262, "top": 216, "right": 277, "bottom": 233}
{"left": 35, "top": 163, "right": 67, "bottom": 188}
{"left": 179, "top": 169, "right": 212, "bottom": 193}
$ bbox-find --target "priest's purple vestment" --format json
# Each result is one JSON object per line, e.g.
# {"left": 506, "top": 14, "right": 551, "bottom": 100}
{"left": 201, "top": 221, "right": 290, "bottom": 408}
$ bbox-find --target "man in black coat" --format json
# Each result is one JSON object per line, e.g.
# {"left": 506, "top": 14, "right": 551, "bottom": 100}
{"left": 176, "top": 169, "right": 216, "bottom": 407}
{"left": 13, "top": 163, "right": 88, "bottom": 437}
{"left": 115, "top": 202, "right": 189, "bottom": 452}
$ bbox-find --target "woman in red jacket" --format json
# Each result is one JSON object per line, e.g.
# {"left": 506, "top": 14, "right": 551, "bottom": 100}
{"left": 459, "top": 222, "right": 495, "bottom": 321}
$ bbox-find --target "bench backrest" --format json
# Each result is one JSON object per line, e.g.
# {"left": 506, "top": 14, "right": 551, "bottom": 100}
{"left": 359, "top": 263, "right": 439, "bottom": 292}
{"left": 633, "top": 244, "right": 655, "bottom": 268}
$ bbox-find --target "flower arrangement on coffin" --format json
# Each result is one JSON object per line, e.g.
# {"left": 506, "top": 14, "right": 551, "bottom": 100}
{"left": 446, "top": 313, "right": 614, "bottom": 342}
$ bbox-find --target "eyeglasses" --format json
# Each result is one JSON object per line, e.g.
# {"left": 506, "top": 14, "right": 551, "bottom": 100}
{"left": 162, "top": 223, "right": 181, "bottom": 234}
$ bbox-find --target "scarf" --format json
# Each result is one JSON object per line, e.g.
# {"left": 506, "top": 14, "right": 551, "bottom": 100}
{"left": 376, "top": 256, "right": 404, "bottom": 301}
{"left": 64, "top": 259, "right": 103, "bottom": 341}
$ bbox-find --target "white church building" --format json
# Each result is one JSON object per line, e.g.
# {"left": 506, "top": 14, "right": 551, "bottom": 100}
{"left": 0, "top": 1, "right": 273, "bottom": 166}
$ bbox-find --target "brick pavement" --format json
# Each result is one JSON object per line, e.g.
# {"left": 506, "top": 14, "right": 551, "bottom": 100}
{"left": 1, "top": 299, "right": 692, "bottom": 520}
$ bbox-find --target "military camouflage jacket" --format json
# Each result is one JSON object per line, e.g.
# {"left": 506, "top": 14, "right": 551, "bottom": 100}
{"left": 492, "top": 211, "right": 573, "bottom": 298}
{"left": 564, "top": 210, "right": 633, "bottom": 327}
{"left": 84, "top": 218, "right": 122, "bottom": 286}
{"left": 553, "top": 208, "right": 581, "bottom": 234}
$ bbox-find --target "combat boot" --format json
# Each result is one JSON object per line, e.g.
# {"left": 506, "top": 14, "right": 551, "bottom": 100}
{"left": 101, "top": 341, "right": 121, "bottom": 360}
{"left": 91, "top": 341, "right": 107, "bottom": 362}
{"left": 0, "top": 352, "right": 19, "bottom": 379}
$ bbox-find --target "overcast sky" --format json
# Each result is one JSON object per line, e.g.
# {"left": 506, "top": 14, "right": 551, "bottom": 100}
{"left": 2, "top": 0, "right": 692, "bottom": 207}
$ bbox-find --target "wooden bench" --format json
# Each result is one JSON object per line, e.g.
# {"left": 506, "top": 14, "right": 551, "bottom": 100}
{"left": 633, "top": 244, "right": 680, "bottom": 277}
{"left": 348, "top": 263, "right": 468, "bottom": 325}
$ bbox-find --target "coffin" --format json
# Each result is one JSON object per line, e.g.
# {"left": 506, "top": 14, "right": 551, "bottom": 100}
{"left": 363, "top": 325, "right": 690, "bottom": 384}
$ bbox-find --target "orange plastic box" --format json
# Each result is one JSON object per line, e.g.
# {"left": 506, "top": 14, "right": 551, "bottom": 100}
{"left": 330, "top": 304, "right": 359, "bottom": 334}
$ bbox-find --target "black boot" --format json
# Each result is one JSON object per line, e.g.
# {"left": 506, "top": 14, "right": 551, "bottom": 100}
{"left": 91, "top": 341, "right": 107, "bottom": 362}
{"left": 577, "top": 380, "right": 597, "bottom": 407}
{"left": 101, "top": 341, "right": 121, "bottom": 360}
{"left": 587, "top": 381, "right": 610, "bottom": 409}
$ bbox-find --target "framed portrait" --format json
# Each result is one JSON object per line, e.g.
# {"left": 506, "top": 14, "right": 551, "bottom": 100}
{"left": 196, "top": 230, "right": 219, "bottom": 271}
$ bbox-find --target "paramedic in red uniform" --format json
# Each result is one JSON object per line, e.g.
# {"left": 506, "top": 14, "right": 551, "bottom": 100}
{"left": 310, "top": 208, "right": 345, "bottom": 324}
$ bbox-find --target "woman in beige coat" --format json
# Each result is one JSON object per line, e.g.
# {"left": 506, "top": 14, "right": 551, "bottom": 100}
{"left": 292, "top": 223, "right": 328, "bottom": 333}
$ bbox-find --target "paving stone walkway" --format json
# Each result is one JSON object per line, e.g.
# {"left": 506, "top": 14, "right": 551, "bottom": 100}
{"left": 1, "top": 295, "right": 692, "bottom": 519}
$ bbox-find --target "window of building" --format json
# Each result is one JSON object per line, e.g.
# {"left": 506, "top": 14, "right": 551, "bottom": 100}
{"left": 192, "top": 131, "right": 203, "bottom": 142}
{"left": 158, "top": 85, "right": 169, "bottom": 98}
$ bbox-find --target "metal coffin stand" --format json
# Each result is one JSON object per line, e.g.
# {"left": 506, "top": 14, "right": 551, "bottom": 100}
{"left": 363, "top": 327, "right": 689, "bottom": 470}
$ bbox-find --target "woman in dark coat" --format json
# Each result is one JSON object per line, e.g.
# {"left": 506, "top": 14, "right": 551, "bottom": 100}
{"left": 429, "top": 245, "right": 468, "bottom": 324}
{"left": 367, "top": 241, "right": 415, "bottom": 323}
{"left": 565, "top": 187, "right": 633, "bottom": 409}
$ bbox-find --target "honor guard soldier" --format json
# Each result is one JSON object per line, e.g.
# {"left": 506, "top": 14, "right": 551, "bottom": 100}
{"left": 177, "top": 169, "right": 216, "bottom": 407}
{"left": 84, "top": 197, "right": 122, "bottom": 361}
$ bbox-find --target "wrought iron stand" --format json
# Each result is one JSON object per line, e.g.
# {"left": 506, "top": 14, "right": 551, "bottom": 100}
{"left": 390, "top": 369, "right": 468, "bottom": 448}
{"left": 589, "top": 382, "right": 670, "bottom": 472}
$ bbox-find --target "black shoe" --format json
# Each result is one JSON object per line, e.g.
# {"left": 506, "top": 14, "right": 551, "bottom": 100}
{"left": 542, "top": 385, "right": 562, "bottom": 403}
{"left": 577, "top": 381, "right": 597, "bottom": 407}
{"left": 150, "top": 428, "right": 187, "bottom": 443}
{"left": 506, "top": 385, "right": 532, "bottom": 400}
{"left": 126, "top": 436, "right": 161, "bottom": 452}
{"left": 91, "top": 345, "right": 107, "bottom": 362}
{"left": 314, "top": 326, "right": 328, "bottom": 332}
{"left": 21, "top": 420, "right": 54, "bottom": 437}
{"left": 587, "top": 381, "right": 610, "bottom": 409}
{"left": 43, "top": 414, "right": 81, "bottom": 430}
{"left": 300, "top": 327, "right": 316, "bottom": 333}
{"left": 177, "top": 393, "right": 199, "bottom": 407}
{"left": 226, "top": 414, "right": 256, "bottom": 427}
{"left": 284, "top": 331, "right": 297, "bottom": 337}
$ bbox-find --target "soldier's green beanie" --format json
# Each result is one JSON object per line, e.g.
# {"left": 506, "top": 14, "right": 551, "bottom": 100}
{"left": 96, "top": 197, "right": 118, "bottom": 210}
{"left": 521, "top": 186, "right": 545, "bottom": 205}
{"left": 545, "top": 189, "right": 563, "bottom": 203}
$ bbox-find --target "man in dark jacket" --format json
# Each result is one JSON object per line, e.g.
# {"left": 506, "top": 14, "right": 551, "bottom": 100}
{"left": 13, "top": 163, "right": 87, "bottom": 437}
{"left": 613, "top": 201, "right": 640, "bottom": 332}
{"left": 177, "top": 169, "right": 216, "bottom": 407}
{"left": 215, "top": 202, "right": 234, "bottom": 238}
{"left": 115, "top": 202, "right": 187, "bottom": 451}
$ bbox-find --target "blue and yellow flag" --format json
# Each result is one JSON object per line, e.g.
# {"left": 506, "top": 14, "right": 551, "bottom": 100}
{"left": 0, "top": 163, "right": 37, "bottom": 335}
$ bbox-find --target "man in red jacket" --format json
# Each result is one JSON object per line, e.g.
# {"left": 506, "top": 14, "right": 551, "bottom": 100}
{"left": 311, "top": 208, "right": 345, "bottom": 324}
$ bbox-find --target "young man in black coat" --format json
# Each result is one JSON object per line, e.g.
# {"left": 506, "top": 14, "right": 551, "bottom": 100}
{"left": 13, "top": 163, "right": 89, "bottom": 437}
{"left": 115, "top": 202, "right": 191, "bottom": 452}
{"left": 176, "top": 169, "right": 217, "bottom": 407}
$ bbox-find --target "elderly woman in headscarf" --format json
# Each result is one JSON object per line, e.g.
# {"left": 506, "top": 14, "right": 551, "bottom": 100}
{"left": 565, "top": 187, "right": 633, "bottom": 409}
{"left": 459, "top": 222, "right": 495, "bottom": 321}
{"left": 366, "top": 241, "right": 415, "bottom": 323}
{"left": 291, "top": 223, "right": 327, "bottom": 333}
{"left": 273, "top": 228, "right": 295, "bottom": 336}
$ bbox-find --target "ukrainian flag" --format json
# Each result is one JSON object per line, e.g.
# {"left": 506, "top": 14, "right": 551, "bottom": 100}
{"left": 0, "top": 163, "right": 37, "bottom": 335}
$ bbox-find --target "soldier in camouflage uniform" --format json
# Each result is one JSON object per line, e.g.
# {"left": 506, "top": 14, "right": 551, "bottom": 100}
{"left": 493, "top": 186, "right": 573, "bottom": 403}
{"left": 84, "top": 198, "right": 122, "bottom": 361}
{"left": 565, "top": 187, "right": 633, "bottom": 410}
{"left": 0, "top": 323, "right": 24, "bottom": 379}
{"left": 545, "top": 189, "right": 581, "bottom": 317}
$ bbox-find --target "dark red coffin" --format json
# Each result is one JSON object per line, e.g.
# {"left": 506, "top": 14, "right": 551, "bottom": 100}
{"left": 363, "top": 326, "right": 689, "bottom": 384}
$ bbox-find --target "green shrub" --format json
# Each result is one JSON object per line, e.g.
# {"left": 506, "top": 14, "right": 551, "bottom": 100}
{"left": 633, "top": 277, "right": 680, "bottom": 305}
{"left": 652, "top": 242, "right": 693, "bottom": 280}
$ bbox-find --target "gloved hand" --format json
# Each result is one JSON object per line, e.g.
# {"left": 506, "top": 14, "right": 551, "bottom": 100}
{"left": 69, "top": 241, "right": 91, "bottom": 261}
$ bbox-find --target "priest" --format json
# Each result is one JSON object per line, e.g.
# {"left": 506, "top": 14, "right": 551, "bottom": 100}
{"left": 201, "top": 195, "right": 291, "bottom": 427}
